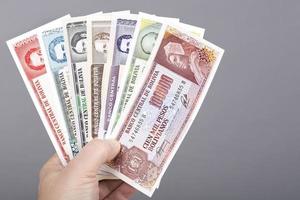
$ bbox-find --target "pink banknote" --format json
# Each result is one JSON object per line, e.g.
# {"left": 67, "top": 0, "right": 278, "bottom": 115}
{"left": 106, "top": 25, "right": 224, "bottom": 196}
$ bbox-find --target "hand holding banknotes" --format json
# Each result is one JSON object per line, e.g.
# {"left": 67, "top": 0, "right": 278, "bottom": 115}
{"left": 7, "top": 11, "right": 224, "bottom": 197}
{"left": 38, "top": 139, "right": 135, "bottom": 200}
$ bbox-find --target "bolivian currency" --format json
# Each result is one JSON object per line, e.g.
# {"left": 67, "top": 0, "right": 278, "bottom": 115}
{"left": 87, "top": 13, "right": 130, "bottom": 181}
{"left": 107, "top": 14, "right": 204, "bottom": 135}
{"left": 177, "top": 23, "right": 205, "bottom": 39}
{"left": 39, "top": 25, "right": 81, "bottom": 155}
{"left": 99, "top": 14, "right": 137, "bottom": 138}
{"left": 87, "top": 11, "right": 129, "bottom": 139}
{"left": 87, "top": 17, "right": 112, "bottom": 138}
{"left": 64, "top": 17, "right": 90, "bottom": 146}
{"left": 105, "top": 24, "right": 224, "bottom": 196}
{"left": 107, "top": 14, "right": 167, "bottom": 135}
{"left": 7, "top": 16, "right": 73, "bottom": 166}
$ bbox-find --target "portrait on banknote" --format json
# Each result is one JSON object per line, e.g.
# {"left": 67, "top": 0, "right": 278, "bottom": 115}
{"left": 94, "top": 32, "right": 110, "bottom": 56}
{"left": 66, "top": 22, "right": 88, "bottom": 62}
{"left": 48, "top": 36, "right": 67, "bottom": 64}
{"left": 157, "top": 34, "right": 216, "bottom": 85}
{"left": 25, "top": 47, "right": 45, "bottom": 71}
{"left": 134, "top": 23, "right": 160, "bottom": 59}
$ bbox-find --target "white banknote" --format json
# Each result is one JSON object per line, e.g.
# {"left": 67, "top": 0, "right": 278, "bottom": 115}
{"left": 38, "top": 22, "right": 81, "bottom": 156}
{"left": 63, "top": 12, "right": 103, "bottom": 146}
{"left": 86, "top": 11, "right": 130, "bottom": 139}
{"left": 7, "top": 15, "right": 73, "bottom": 165}
{"left": 99, "top": 13, "right": 138, "bottom": 138}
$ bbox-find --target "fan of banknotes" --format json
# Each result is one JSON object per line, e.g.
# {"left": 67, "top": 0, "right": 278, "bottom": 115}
{"left": 7, "top": 11, "right": 224, "bottom": 197}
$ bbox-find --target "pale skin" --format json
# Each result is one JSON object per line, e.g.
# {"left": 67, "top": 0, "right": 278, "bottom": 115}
{"left": 38, "top": 139, "right": 136, "bottom": 200}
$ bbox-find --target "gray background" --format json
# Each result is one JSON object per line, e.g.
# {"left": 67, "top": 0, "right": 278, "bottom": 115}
{"left": 0, "top": 0, "right": 299, "bottom": 199}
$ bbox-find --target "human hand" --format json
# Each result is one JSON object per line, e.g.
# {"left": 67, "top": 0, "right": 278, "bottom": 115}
{"left": 38, "top": 139, "right": 136, "bottom": 200}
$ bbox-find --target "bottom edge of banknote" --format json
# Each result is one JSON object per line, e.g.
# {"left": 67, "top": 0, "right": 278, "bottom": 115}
{"left": 103, "top": 165, "right": 155, "bottom": 197}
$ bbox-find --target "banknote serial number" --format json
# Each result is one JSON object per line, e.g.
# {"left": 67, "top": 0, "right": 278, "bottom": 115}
{"left": 169, "top": 80, "right": 186, "bottom": 110}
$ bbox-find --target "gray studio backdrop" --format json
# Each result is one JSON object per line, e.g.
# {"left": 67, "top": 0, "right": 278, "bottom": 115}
{"left": 0, "top": 0, "right": 299, "bottom": 199}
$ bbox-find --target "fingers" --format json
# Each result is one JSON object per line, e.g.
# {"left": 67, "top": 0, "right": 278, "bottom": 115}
{"left": 104, "top": 183, "right": 136, "bottom": 200}
{"left": 45, "top": 154, "right": 62, "bottom": 166}
{"left": 98, "top": 180, "right": 123, "bottom": 199}
{"left": 66, "top": 139, "right": 120, "bottom": 176}
{"left": 39, "top": 154, "right": 63, "bottom": 178}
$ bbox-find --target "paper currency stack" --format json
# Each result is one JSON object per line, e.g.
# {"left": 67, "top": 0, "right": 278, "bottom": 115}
{"left": 7, "top": 11, "right": 224, "bottom": 197}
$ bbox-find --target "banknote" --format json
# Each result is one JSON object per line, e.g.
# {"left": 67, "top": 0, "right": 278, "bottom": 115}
{"left": 64, "top": 12, "right": 104, "bottom": 146}
{"left": 7, "top": 16, "right": 73, "bottom": 165}
{"left": 64, "top": 17, "right": 91, "bottom": 146}
{"left": 99, "top": 14, "right": 137, "bottom": 138}
{"left": 86, "top": 11, "right": 130, "bottom": 139}
{"left": 87, "top": 16, "right": 112, "bottom": 139}
{"left": 39, "top": 25, "right": 81, "bottom": 155}
{"left": 105, "top": 24, "right": 224, "bottom": 196}
{"left": 106, "top": 14, "right": 164, "bottom": 135}
{"left": 87, "top": 14, "right": 131, "bottom": 181}
{"left": 107, "top": 14, "right": 204, "bottom": 135}
{"left": 177, "top": 22, "right": 205, "bottom": 39}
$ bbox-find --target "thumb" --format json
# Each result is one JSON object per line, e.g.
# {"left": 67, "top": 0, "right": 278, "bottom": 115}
{"left": 66, "top": 139, "right": 120, "bottom": 176}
